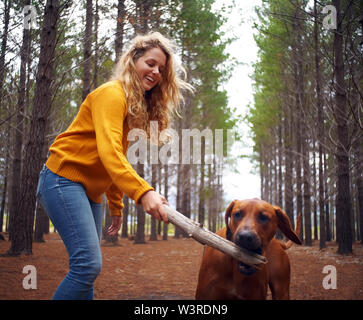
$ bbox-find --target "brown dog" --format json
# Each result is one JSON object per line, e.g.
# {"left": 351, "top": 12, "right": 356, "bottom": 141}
{"left": 195, "top": 199, "right": 302, "bottom": 300}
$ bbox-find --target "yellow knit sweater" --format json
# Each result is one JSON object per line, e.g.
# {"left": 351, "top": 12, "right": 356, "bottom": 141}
{"left": 46, "top": 80, "right": 153, "bottom": 216}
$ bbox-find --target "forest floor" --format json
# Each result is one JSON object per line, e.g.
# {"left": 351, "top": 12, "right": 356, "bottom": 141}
{"left": 0, "top": 232, "right": 362, "bottom": 300}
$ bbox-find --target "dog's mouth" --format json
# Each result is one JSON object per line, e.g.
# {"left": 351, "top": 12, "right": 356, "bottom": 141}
{"left": 237, "top": 261, "right": 257, "bottom": 276}
{"left": 236, "top": 247, "right": 262, "bottom": 276}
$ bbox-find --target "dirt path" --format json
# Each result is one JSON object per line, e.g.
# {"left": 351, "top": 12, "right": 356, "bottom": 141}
{"left": 0, "top": 233, "right": 362, "bottom": 300}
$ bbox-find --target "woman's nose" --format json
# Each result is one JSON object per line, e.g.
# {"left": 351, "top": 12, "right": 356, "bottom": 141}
{"left": 152, "top": 67, "right": 161, "bottom": 75}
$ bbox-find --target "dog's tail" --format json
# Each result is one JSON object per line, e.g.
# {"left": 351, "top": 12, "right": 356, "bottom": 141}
{"left": 283, "top": 213, "right": 301, "bottom": 250}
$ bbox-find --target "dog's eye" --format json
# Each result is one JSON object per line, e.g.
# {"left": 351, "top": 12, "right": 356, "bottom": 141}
{"left": 234, "top": 210, "right": 243, "bottom": 220}
{"left": 258, "top": 212, "right": 269, "bottom": 223}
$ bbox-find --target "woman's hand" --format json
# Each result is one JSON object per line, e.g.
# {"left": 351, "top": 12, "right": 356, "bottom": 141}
{"left": 107, "top": 216, "right": 122, "bottom": 236}
{"left": 140, "top": 190, "right": 169, "bottom": 223}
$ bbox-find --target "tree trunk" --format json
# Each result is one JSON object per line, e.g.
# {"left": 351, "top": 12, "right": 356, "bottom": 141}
{"left": 121, "top": 195, "right": 129, "bottom": 238}
{"left": 150, "top": 164, "right": 158, "bottom": 241}
{"left": 314, "top": 0, "right": 326, "bottom": 249}
{"left": 0, "top": 118, "right": 11, "bottom": 233}
{"left": 356, "top": 146, "right": 363, "bottom": 243}
{"left": 333, "top": 0, "right": 353, "bottom": 254}
{"left": 181, "top": 96, "right": 191, "bottom": 237}
{"left": 312, "top": 141, "right": 318, "bottom": 240}
{"left": 294, "top": 71, "right": 303, "bottom": 242}
{"left": 134, "top": 163, "right": 146, "bottom": 244}
{"left": 273, "top": 145, "right": 277, "bottom": 205}
{"left": 103, "top": 194, "right": 119, "bottom": 244}
{"left": 260, "top": 148, "right": 264, "bottom": 200}
{"left": 324, "top": 150, "right": 331, "bottom": 241}
{"left": 284, "top": 101, "right": 294, "bottom": 228}
{"left": 0, "top": 0, "right": 10, "bottom": 99}
{"left": 277, "top": 124, "right": 283, "bottom": 208}
{"left": 295, "top": 8, "right": 311, "bottom": 245}
{"left": 175, "top": 163, "right": 183, "bottom": 238}
{"left": 292, "top": 15, "right": 303, "bottom": 242}
{"left": 352, "top": 95, "right": 363, "bottom": 243}
{"left": 34, "top": 141, "right": 50, "bottom": 242}
{"left": 157, "top": 164, "right": 162, "bottom": 235}
{"left": 33, "top": 205, "right": 49, "bottom": 242}
{"left": 301, "top": 124, "right": 312, "bottom": 245}
{"left": 92, "top": 0, "right": 99, "bottom": 90}
{"left": 82, "top": 0, "right": 93, "bottom": 101}
{"left": 211, "top": 158, "right": 219, "bottom": 233}
{"left": 115, "top": 0, "right": 126, "bottom": 61}
{"left": 162, "top": 164, "right": 169, "bottom": 240}
{"left": 9, "top": 0, "right": 32, "bottom": 241}
{"left": 267, "top": 148, "right": 272, "bottom": 203}
{"left": 175, "top": 117, "right": 183, "bottom": 238}
{"left": 198, "top": 136, "right": 205, "bottom": 225}
{"left": 8, "top": 0, "right": 60, "bottom": 255}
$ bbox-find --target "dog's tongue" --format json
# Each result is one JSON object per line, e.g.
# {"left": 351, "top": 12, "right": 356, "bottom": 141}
{"left": 238, "top": 262, "right": 257, "bottom": 276}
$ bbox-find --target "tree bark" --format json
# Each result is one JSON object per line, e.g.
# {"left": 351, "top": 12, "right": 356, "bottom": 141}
{"left": 150, "top": 164, "right": 158, "bottom": 240}
{"left": 0, "top": 118, "right": 11, "bottom": 233}
{"left": 34, "top": 141, "right": 50, "bottom": 242}
{"left": 9, "top": 0, "right": 32, "bottom": 241}
{"left": 314, "top": 0, "right": 326, "bottom": 249}
{"left": 333, "top": 0, "right": 353, "bottom": 254}
{"left": 103, "top": 195, "right": 119, "bottom": 244}
{"left": 162, "top": 164, "right": 169, "bottom": 240}
{"left": 293, "top": 51, "right": 303, "bottom": 242}
{"left": 0, "top": 0, "right": 10, "bottom": 100}
{"left": 115, "top": 0, "right": 126, "bottom": 61}
{"left": 121, "top": 195, "right": 129, "bottom": 238}
{"left": 8, "top": 0, "right": 60, "bottom": 255}
{"left": 92, "top": 0, "right": 99, "bottom": 90}
{"left": 134, "top": 163, "right": 146, "bottom": 244}
{"left": 284, "top": 101, "right": 294, "bottom": 228}
{"left": 291, "top": 8, "right": 305, "bottom": 242}
{"left": 198, "top": 135, "right": 205, "bottom": 225}
{"left": 324, "top": 147, "right": 331, "bottom": 241}
{"left": 82, "top": 0, "right": 93, "bottom": 101}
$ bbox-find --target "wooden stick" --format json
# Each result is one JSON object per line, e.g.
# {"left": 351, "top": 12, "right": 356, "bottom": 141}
{"left": 163, "top": 205, "right": 267, "bottom": 267}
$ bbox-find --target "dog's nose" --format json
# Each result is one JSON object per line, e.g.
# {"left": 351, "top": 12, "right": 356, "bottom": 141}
{"left": 235, "top": 230, "right": 261, "bottom": 253}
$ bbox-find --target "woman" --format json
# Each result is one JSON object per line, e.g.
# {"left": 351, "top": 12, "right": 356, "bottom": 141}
{"left": 36, "top": 32, "right": 193, "bottom": 299}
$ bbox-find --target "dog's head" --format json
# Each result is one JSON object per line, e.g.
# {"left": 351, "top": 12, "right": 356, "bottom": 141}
{"left": 225, "top": 199, "right": 302, "bottom": 275}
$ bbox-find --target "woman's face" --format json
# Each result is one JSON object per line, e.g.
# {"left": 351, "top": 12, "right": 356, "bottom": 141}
{"left": 135, "top": 47, "right": 167, "bottom": 91}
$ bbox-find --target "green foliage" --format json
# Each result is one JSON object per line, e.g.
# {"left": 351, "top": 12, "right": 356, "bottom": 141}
{"left": 247, "top": 0, "right": 295, "bottom": 153}
{"left": 163, "top": 0, "right": 238, "bottom": 160}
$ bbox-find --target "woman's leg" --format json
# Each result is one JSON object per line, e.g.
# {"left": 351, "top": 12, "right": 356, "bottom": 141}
{"left": 90, "top": 199, "right": 103, "bottom": 243}
{"left": 37, "top": 166, "right": 102, "bottom": 300}
{"left": 83, "top": 199, "right": 103, "bottom": 300}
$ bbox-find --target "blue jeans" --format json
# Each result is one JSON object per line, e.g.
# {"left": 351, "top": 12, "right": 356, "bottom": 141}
{"left": 36, "top": 165, "right": 103, "bottom": 300}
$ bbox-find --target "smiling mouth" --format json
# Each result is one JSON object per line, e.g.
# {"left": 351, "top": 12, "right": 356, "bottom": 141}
{"left": 145, "top": 76, "right": 155, "bottom": 83}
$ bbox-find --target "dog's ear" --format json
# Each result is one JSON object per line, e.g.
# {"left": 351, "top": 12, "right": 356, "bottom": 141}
{"left": 225, "top": 200, "right": 236, "bottom": 241}
{"left": 274, "top": 206, "right": 302, "bottom": 245}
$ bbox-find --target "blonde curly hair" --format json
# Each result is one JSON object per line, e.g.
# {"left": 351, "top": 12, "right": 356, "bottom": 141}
{"left": 110, "top": 32, "right": 193, "bottom": 143}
